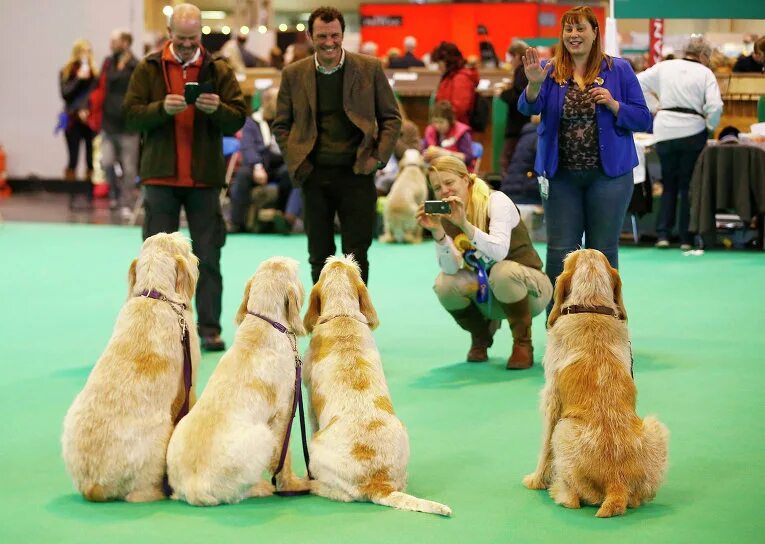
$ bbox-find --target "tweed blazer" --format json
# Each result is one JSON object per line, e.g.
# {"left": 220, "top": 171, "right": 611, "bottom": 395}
{"left": 272, "top": 51, "right": 402, "bottom": 186}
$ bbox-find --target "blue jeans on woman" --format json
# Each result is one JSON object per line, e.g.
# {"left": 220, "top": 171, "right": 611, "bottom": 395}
{"left": 543, "top": 168, "right": 634, "bottom": 311}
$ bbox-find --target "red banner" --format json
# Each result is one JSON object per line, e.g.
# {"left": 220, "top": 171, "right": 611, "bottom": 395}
{"left": 649, "top": 18, "right": 664, "bottom": 66}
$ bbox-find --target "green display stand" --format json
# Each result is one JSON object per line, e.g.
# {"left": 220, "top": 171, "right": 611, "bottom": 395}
{"left": 758, "top": 96, "right": 765, "bottom": 123}
{"left": 491, "top": 95, "right": 508, "bottom": 173}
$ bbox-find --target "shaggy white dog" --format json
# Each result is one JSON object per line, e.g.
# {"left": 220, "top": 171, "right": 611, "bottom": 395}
{"left": 62, "top": 232, "right": 200, "bottom": 502}
{"left": 381, "top": 149, "right": 428, "bottom": 244}
{"left": 302, "top": 255, "right": 452, "bottom": 516}
{"left": 166, "top": 257, "right": 309, "bottom": 505}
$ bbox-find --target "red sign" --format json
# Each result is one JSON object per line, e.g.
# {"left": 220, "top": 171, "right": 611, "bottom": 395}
{"left": 649, "top": 18, "right": 664, "bottom": 66}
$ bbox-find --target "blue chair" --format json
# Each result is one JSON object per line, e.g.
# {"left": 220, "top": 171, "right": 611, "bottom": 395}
{"left": 471, "top": 141, "right": 484, "bottom": 172}
{"left": 222, "top": 136, "right": 241, "bottom": 158}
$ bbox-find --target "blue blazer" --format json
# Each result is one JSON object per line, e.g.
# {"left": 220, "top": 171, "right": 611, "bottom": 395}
{"left": 518, "top": 57, "right": 651, "bottom": 179}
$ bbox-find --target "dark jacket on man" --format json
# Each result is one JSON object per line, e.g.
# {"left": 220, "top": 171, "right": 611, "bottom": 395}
{"left": 102, "top": 54, "right": 138, "bottom": 134}
{"left": 388, "top": 52, "right": 425, "bottom": 69}
{"left": 123, "top": 51, "right": 246, "bottom": 187}
{"left": 272, "top": 51, "right": 402, "bottom": 186}
{"left": 499, "top": 67, "right": 530, "bottom": 138}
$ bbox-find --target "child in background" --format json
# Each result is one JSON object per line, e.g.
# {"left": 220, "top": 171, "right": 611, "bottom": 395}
{"left": 423, "top": 101, "right": 476, "bottom": 172}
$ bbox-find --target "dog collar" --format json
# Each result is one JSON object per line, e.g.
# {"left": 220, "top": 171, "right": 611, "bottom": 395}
{"left": 560, "top": 304, "right": 625, "bottom": 320}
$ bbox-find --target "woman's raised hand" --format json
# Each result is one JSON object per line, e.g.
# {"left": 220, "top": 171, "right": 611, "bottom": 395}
{"left": 522, "top": 47, "right": 552, "bottom": 85}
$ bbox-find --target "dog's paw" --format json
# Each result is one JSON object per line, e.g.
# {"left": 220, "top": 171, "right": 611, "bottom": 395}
{"left": 280, "top": 476, "right": 311, "bottom": 493}
{"left": 596, "top": 501, "right": 627, "bottom": 518}
{"left": 523, "top": 473, "right": 548, "bottom": 490}
{"left": 247, "top": 480, "right": 276, "bottom": 498}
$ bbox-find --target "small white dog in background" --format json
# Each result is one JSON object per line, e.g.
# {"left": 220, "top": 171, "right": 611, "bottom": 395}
{"left": 166, "top": 257, "right": 309, "bottom": 506}
{"left": 381, "top": 149, "right": 428, "bottom": 244}
{"left": 302, "top": 255, "right": 452, "bottom": 516}
{"left": 62, "top": 232, "right": 200, "bottom": 502}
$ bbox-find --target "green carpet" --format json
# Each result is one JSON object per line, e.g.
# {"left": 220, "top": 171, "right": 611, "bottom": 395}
{"left": 1, "top": 222, "right": 763, "bottom": 543}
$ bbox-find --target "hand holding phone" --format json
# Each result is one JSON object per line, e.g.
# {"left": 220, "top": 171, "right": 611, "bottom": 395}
{"left": 423, "top": 200, "right": 451, "bottom": 215}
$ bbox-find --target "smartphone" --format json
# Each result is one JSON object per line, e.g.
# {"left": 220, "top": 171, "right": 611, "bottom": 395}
{"left": 184, "top": 81, "right": 214, "bottom": 104}
{"left": 424, "top": 200, "right": 451, "bottom": 214}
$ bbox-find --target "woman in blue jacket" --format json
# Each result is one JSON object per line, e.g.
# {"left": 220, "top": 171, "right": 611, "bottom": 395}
{"left": 518, "top": 6, "right": 651, "bottom": 310}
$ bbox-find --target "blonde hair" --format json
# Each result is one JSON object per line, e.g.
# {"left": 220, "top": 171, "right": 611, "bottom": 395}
{"left": 551, "top": 6, "right": 612, "bottom": 86}
{"left": 62, "top": 38, "right": 97, "bottom": 78}
{"left": 427, "top": 155, "right": 491, "bottom": 233}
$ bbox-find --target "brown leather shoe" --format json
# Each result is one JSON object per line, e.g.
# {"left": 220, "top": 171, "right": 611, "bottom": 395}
{"left": 500, "top": 296, "right": 534, "bottom": 370}
{"left": 201, "top": 334, "right": 226, "bottom": 352}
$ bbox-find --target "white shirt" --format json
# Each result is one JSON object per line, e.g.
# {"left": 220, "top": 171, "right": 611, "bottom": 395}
{"left": 314, "top": 49, "right": 346, "bottom": 75}
{"left": 435, "top": 191, "right": 520, "bottom": 274}
{"left": 637, "top": 59, "right": 723, "bottom": 143}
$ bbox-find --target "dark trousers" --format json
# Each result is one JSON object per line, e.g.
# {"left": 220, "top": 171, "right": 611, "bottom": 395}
{"left": 229, "top": 163, "right": 292, "bottom": 227}
{"left": 142, "top": 185, "right": 226, "bottom": 336}
{"left": 655, "top": 130, "right": 707, "bottom": 245}
{"left": 544, "top": 168, "right": 634, "bottom": 312}
{"left": 302, "top": 166, "right": 377, "bottom": 284}
{"left": 64, "top": 120, "right": 94, "bottom": 171}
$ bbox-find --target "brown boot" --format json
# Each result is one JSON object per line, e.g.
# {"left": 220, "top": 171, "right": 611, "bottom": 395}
{"left": 446, "top": 305, "right": 497, "bottom": 362}
{"left": 500, "top": 296, "right": 534, "bottom": 370}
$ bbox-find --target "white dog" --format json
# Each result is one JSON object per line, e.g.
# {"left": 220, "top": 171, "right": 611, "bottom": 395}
{"left": 62, "top": 232, "right": 200, "bottom": 502}
{"left": 302, "top": 255, "right": 452, "bottom": 516}
{"left": 381, "top": 149, "right": 428, "bottom": 244}
{"left": 166, "top": 257, "right": 309, "bottom": 505}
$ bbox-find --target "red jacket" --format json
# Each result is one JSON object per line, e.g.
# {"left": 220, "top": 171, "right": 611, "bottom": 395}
{"left": 435, "top": 67, "right": 479, "bottom": 125}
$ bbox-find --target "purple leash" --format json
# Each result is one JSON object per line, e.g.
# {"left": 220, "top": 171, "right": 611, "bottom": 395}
{"left": 139, "top": 289, "right": 193, "bottom": 497}
{"left": 249, "top": 312, "right": 312, "bottom": 496}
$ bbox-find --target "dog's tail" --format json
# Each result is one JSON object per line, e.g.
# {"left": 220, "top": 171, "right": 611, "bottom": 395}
{"left": 639, "top": 415, "right": 670, "bottom": 490}
{"left": 371, "top": 491, "right": 452, "bottom": 517}
{"left": 82, "top": 483, "right": 111, "bottom": 502}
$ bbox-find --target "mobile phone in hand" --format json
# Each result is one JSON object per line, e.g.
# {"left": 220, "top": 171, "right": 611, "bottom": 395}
{"left": 184, "top": 81, "right": 214, "bottom": 104}
{"left": 424, "top": 200, "right": 451, "bottom": 214}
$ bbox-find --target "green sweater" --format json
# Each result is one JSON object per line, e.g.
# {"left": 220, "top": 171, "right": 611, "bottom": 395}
{"left": 312, "top": 67, "right": 363, "bottom": 166}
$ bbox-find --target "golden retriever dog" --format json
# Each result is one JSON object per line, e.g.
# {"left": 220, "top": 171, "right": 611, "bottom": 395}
{"left": 62, "top": 232, "right": 200, "bottom": 502}
{"left": 303, "top": 255, "right": 451, "bottom": 516}
{"left": 523, "top": 249, "right": 669, "bottom": 517}
{"left": 380, "top": 149, "right": 428, "bottom": 244}
{"left": 166, "top": 257, "right": 308, "bottom": 505}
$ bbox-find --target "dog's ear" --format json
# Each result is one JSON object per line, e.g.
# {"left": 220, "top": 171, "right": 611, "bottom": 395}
{"left": 609, "top": 266, "right": 627, "bottom": 321}
{"left": 175, "top": 255, "right": 197, "bottom": 301}
{"left": 303, "top": 283, "right": 322, "bottom": 334}
{"left": 357, "top": 279, "right": 380, "bottom": 330}
{"left": 127, "top": 259, "right": 137, "bottom": 297}
{"left": 286, "top": 284, "right": 307, "bottom": 336}
{"left": 547, "top": 254, "right": 578, "bottom": 329}
{"left": 235, "top": 277, "right": 254, "bottom": 325}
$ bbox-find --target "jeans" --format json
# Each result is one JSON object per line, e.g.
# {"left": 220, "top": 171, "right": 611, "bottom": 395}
{"left": 655, "top": 130, "right": 707, "bottom": 245}
{"left": 142, "top": 185, "right": 226, "bottom": 337}
{"left": 544, "top": 168, "right": 634, "bottom": 310}
{"left": 101, "top": 131, "right": 140, "bottom": 208}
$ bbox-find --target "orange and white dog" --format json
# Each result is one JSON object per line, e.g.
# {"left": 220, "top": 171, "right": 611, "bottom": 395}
{"left": 166, "top": 257, "right": 308, "bottom": 505}
{"left": 302, "top": 255, "right": 451, "bottom": 516}
{"left": 380, "top": 149, "right": 428, "bottom": 244}
{"left": 62, "top": 232, "right": 200, "bottom": 502}
{"left": 523, "top": 249, "right": 669, "bottom": 517}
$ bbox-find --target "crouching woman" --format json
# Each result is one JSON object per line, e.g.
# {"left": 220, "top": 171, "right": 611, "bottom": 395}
{"left": 416, "top": 156, "right": 552, "bottom": 369}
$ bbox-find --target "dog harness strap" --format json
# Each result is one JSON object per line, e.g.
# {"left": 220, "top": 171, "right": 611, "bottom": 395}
{"left": 138, "top": 290, "right": 192, "bottom": 426}
{"left": 560, "top": 304, "right": 624, "bottom": 320}
{"left": 248, "top": 311, "right": 312, "bottom": 495}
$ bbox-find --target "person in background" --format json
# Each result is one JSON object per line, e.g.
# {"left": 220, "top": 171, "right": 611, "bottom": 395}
{"left": 388, "top": 36, "right": 425, "bottom": 68}
{"left": 123, "top": 3, "right": 247, "bottom": 351}
{"left": 269, "top": 46, "right": 284, "bottom": 70}
{"left": 273, "top": 6, "right": 401, "bottom": 284}
{"left": 220, "top": 31, "right": 267, "bottom": 73}
{"left": 500, "top": 116, "right": 542, "bottom": 211}
{"left": 227, "top": 87, "right": 292, "bottom": 233}
{"left": 431, "top": 42, "right": 479, "bottom": 126}
{"left": 518, "top": 6, "right": 651, "bottom": 308}
{"left": 95, "top": 29, "right": 139, "bottom": 219}
{"left": 477, "top": 25, "right": 500, "bottom": 69}
{"left": 59, "top": 38, "right": 97, "bottom": 206}
{"left": 283, "top": 42, "right": 312, "bottom": 65}
{"left": 360, "top": 41, "right": 379, "bottom": 58}
{"left": 423, "top": 101, "right": 476, "bottom": 172}
{"left": 732, "top": 36, "right": 765, "bottom": 73}
{"left": 638, "top": 37, "right": 723, "bottom": 249}
{"left": 416, "top": 155, "right": 552, "bottom": 369}
{"left": 498, "top": 40, "right": 531, "bottom": 172}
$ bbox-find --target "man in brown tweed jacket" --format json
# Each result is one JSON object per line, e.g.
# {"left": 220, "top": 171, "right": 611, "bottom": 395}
{"left": 272, "top": 6, "right": 401, "bottom": 284}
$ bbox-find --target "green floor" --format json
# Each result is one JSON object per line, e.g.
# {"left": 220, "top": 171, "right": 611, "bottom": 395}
{"left": 1, "top": 222, "right": 764, "bottom": 543}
